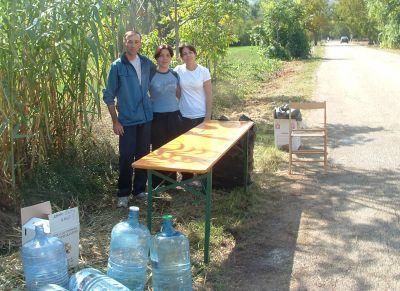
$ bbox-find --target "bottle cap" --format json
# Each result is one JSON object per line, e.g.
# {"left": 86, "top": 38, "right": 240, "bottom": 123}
{"left": 129, "top": 206, "right": 139, "bottom": 212}
{"left": 162, "top": 214, "right": 173, "bottom": 220}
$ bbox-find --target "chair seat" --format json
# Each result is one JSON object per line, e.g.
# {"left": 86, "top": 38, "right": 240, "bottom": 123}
{"left": 291, "top": 131, "right": 326, "bottom": 137}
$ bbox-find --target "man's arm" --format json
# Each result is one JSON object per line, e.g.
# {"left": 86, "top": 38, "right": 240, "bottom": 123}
{"left": 103, "top": 64, "right": 124, "bottom": 135}
{"left": 204, "top": 79, "right": 213, "bottom": 120}
{"left": 107, "top": 105, "right": 124, "bottom": 136}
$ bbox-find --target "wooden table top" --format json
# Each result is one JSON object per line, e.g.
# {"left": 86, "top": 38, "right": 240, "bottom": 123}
{"left": 133, "top": 120, "right": 254, "bottom": 173}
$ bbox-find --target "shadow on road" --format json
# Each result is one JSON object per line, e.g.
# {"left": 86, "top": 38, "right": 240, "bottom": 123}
{"left": 215, "top": 165, "right": 400, "bottom": 290}
{"left": 327, "top": 123, "right": 384, "bottom": 148}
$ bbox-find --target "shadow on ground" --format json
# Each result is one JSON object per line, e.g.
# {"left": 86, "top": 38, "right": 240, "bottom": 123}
{"left": 212, "top": 164, "right": 400, "bottom": 290}
{"left": 327, "top": 123, "right": 384, "bottom": 148}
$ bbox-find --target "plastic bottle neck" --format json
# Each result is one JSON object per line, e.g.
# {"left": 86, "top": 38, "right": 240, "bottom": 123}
{"left": 128, "top": 207, "right": 139, "bottom": 227}
{"left": 34, "top": 224, "right": 48, "bottom": 245}
{"left": 162, "top": 218, "right": 174, "bottom": 236}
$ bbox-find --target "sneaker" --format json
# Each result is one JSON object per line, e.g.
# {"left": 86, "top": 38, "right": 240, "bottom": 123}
{"left": 117, "top": 196, "right": 129, "bottom": 208}
{"left": 135, "top": 192, "right": 147, "bottom": 200}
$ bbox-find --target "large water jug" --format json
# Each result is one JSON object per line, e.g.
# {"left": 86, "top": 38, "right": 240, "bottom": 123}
{"left": 38, "top": 284, "right": 68, "bottom": 291}
{"left": 150, "top": 215, "right": 192, "bottom": 291}
{"left": 107, "top": 206, "right": 151, "bottom": 290}
{"left": 21, "top": 224, "right": 69, "bottom": 291}
{"left": 69, "top": 267, "right": 130, "bottom": 291}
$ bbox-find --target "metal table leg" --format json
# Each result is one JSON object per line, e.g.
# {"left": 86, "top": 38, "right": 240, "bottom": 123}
{"left": 244, "top": 130, "right": 249, "bottom": 193}
{"left": 146, "top": 169, "right": 213, "bottom": 264}
{"left": 147, "top": 170, "right": 153, "bottom": 232}
{"left": 204, "top": 170, "right": 212, "bottom": 264}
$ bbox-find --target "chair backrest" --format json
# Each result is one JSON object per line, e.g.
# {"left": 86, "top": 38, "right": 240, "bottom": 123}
{"left": 289, "top": 101, "right": 326, "bottom": 124}
{"left": 289, "top": 101, "right": 326, "bottom": 110}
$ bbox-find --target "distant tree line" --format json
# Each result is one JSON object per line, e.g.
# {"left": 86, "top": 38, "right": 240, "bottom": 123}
{"left": 332, "top": 0, "right": 400, "bottom": 48}
{"left": 244, "top": 0, "right": 400, "bottom": 58}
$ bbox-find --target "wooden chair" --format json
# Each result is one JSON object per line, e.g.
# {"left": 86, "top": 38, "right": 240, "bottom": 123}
{"left": 288, "top": 101, "right": 327, "bottom": 174}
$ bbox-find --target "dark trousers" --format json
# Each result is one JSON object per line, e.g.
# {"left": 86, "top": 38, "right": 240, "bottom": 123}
{"left": 180, "top": 116, "right": 205, "bottom": 134}
{"left": 118, "top": 122, "right": 151, "bottom": 197}
{"left": 151, "top": 111, "right": 182, "bottom": 187}
{"left": 180, "top": 116, "right": 205, "bottom": 181}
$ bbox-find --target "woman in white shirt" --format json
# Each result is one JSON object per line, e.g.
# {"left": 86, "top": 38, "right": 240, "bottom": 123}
{"left": 174, "top": 44, "right": 213, "bottom": 133}
{"left": 174, "top": 44, "right": 213, "bottom": 184}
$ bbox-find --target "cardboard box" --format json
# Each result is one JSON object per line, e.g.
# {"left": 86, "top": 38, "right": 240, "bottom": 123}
{"left": 21, "top": 201, "right": 80, "bottom": 269}
{"left": 274, "top": 119, "right": 301, "bottom": 150}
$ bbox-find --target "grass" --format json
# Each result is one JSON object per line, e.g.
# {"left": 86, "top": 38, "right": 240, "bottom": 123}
{"left": 0, "top": 44, "right": 325, "bottom": 290}
{"left": 212, "top": 46, "right": 284, "bottom": 118}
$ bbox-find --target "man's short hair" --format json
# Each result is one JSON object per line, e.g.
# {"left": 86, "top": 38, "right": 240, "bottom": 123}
{"left": 124, "top": 31, "right": 141, "bottom": 41}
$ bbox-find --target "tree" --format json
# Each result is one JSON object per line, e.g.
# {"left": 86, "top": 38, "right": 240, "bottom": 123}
{"left": 299, "top": 0, "right": 330, "bottom": 45}
{"left": 333, "top": 0, "right": 377, "bottom": 42}
{"left": 253, "top": 0, "right": 311, "bottom": 59}
{"left": 366, "top": 0, "right": 400, "bottom": 47}
{"left": 157, "top": 0, "right": 247, "bottom": 78}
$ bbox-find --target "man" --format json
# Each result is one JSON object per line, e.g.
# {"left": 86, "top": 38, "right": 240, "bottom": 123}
{"left": 103, "top": 31, "right": 156, "bottom": 208}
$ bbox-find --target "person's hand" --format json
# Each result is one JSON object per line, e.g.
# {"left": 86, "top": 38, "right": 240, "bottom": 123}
{"left": 112, "top": 120, "right": 124, "bottom": 136}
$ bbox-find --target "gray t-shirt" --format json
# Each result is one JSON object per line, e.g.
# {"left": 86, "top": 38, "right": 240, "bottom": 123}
{"left": 150, "top": 70, "right": 180, "bottom": 113}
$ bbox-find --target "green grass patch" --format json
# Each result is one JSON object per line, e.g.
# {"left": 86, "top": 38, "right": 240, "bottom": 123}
{"left": 213, "top": 46, "right": 283, "bottom": 117}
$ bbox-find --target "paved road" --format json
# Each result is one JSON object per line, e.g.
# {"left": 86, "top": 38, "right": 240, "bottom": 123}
{"left": 290, "top": 42, "right": 400, "bottom": 290}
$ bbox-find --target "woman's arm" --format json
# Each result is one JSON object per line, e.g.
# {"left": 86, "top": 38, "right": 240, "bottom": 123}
{"left": 203, "top": 79, "right": 213, "bottom": 120}
{"left": 176, "top": 85, "right": 181, "bottom": 100}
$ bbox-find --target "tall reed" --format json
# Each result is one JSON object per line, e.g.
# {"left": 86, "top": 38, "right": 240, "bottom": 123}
{"left": 0, "top": 0, "right": 134, "bottom": 206}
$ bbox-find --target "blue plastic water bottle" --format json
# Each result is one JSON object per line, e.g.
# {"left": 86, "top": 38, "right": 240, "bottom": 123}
{"left": 107, "top": 206, "right": 151, "bottom": 290}
{"left": 37, "top": 284, "right": 68, "bottom": 291}
{"left": 69, "top": 267, "right": 130, "bottom": 291}
{"left": 21, "top": 224, "right": 69, "bottom": 291}
{"left": 150, "top": 215, "right": 192, "bottom": 291}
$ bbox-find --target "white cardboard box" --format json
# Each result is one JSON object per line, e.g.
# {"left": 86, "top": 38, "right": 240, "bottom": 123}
{"left": 21, "top": 201, "right": 80, "bottom": 269}
{"left": 274, "top": 119, "right": 301, "bottom": 150}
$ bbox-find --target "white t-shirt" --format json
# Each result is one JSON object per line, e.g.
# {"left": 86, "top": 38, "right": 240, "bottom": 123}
{"left": 129, "top": 55, "right": 141, "bottom": 85}
{"left": 174, "top": 64, "right": 211, "bottom": 119}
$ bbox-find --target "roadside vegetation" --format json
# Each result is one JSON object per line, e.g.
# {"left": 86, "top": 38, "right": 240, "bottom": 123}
{"left": 0, "top": 43, "right": 325, "bottom": 289}
{"left": 2, "top": 0, "right": 399, "bottom": 211}
{"left": 3, "top": 0, "right": 398, "bottom": 289}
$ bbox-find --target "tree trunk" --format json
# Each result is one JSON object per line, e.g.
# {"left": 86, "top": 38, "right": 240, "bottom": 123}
{"left": 174, "top": 0, "right": 180, "bottom": 60}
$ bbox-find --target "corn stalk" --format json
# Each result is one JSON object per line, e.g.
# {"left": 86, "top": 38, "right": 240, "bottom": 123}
{"left": 0, "top": 0, "right": 135, "bottom": 205}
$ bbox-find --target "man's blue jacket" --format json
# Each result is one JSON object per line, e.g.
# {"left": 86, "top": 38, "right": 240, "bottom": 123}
{"left": 103, "top": 53, "right": 156, "bottom": 126}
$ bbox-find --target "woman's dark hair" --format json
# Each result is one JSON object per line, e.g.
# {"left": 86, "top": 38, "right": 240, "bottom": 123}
{"left": 178, "top": 44, "right": 197, "bottom": 57}
{"left": 154, "top": 44, "right": 174, "bottom": 59}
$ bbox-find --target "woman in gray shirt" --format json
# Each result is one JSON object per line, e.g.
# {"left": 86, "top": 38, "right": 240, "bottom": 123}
{"left": 149, "top": 44, "right": 182, "bottom": 186}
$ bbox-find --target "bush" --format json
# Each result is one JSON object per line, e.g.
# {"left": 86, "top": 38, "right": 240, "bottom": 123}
{"left": 286, "top": 30, "right": 311, "bottom": 59}
{"left": 251, "top": 0, "right": 311, "bottom": 60}
{"left": 264, "top": 43, "right": 290, "bottom": 60}
{"left": 19, "top": 138, "right": 118, "bottom": 210}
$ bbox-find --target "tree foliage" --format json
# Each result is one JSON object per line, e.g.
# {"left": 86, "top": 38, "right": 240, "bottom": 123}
{"left": 366, "top": 0, "right": 400, "bottom": 47}
{"left": 252, "top": 0, "right": 311, "bottom": 59}
{"left": 300, "top": 0, "right": 330, "bottom": 45}
{"left": 332, "top": 0, "right": 376, "bottom": 40}
{"left": 332, "top": 0, "right": 400, "bottom": 47}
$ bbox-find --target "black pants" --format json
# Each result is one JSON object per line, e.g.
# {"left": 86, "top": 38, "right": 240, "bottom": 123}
{"left": 151, "top": 111, "right": 182, "bottom": 187}
{"left": 118, "top": 122, "right": 151, "bottom": 197}
{"left": 180, "top": 116, "right": 205, "bottom": 181}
